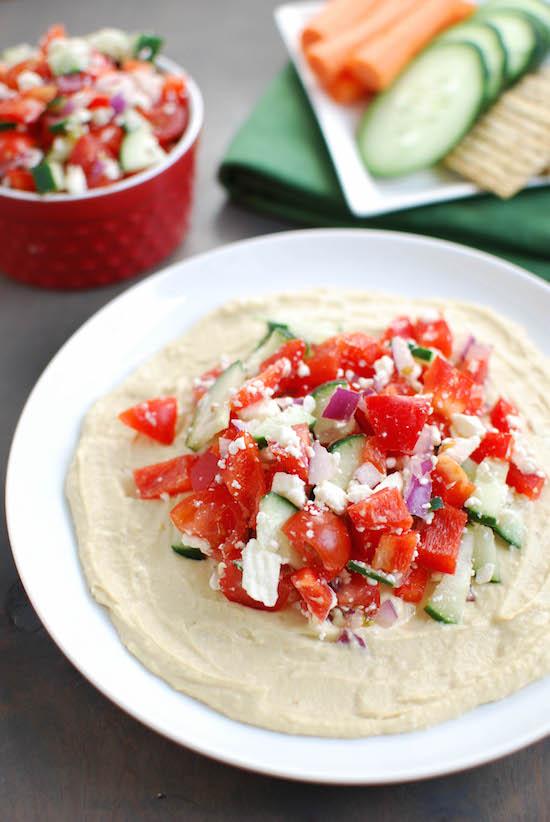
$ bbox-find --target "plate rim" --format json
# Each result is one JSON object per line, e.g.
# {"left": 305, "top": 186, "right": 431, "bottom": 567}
{"left": 5, "top": 227, "right": 550, "bottom": 784}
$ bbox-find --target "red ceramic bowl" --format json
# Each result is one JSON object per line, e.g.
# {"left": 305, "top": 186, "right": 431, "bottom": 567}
{"left": 0, "top": 57, "right": 203, "bottom": 289}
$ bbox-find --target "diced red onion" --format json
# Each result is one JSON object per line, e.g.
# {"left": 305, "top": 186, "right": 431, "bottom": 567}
{"left": 459, "top": 335, "right": 475, "bottom": 363}
{"left": 190, "top": 451, "right": 218, "bottom": 490}
{"left": 337, "top": 629, "right": 367, "bottom": 648}
{"left": 355, "top": 461, "right": 384, "bottom": 488}
{"left": 467, "top": 586, "right": 477, "bottom": 602}
{"left": 404, "top": 455, "right": 433, "bottom": 518}
{"left": 308, "top": 441, "right": 336, "bottom": 485}
{"left": 375, "top": 599, "right": 399, "bottom": 628}
{"left": 57, "top": 73, "right": 88, "bottom": 94}
{"left": 59, "top": 99, "right": 75, "bottom": 116}
{"left": 292, "top": 397, "right": 304, "bottom": 405}
{"left": 362, "top": 385, "right": 377, "bottom": 397}
{"left": 322, "top": 387, "right": 360, "bottom": 421}
{"left": 110, "top": 92, "right": 126, "bottom": 114}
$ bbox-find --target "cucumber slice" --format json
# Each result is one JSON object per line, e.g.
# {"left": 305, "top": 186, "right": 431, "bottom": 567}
{"left": 466, "top": 457, "right": 509, "bottom": 522}
{"left": 328, "top": 434, "right": 366, "bottom": 490}
{"left": 48, "top": 118, "right": 70, "bottom": 134}
{"left": 425, "top": 530, "right": 474, "bottom": 624}
{"left": 172, "top": 545, "right": 206, "bottom": 560}
{"left": 120, "top": 129, "right": 165, "bottom": 172}
{"left": 475, "top": 9, "right": 545, "bottom": 82}
{"left": 47, "top": 37, "right": 91, "bottom": 76}
{"left": 429, "top": 496, "right": 444, "bottom": 511}
{"left": 246, "top": 404, "right": 315, "bottom": 444}
{"left": 480, "top": 0, "right": 550, "bottom": 37}
{"left": 87, "top": 28, "right": 133, "bottom": 62}
{"left": 357, "top": 42, "right": 487, "bottom": 177}
{"left": 0, "top": 122, "right": 16, "bottom": 131}
{"left": 462, "top": 457, "right": 478, "bottom": 481}
{"left": 347, "top": 559, "right": 398, "bottom": 587}
{"left": 31, "top": 160, "right": 63, "bottom": 193}
{"left": 311, "top": 380, "right": 355, "bottom": 445}
{"left": 256, "top": 492, "right": 297, "bottom": 553}
{"left": 493, "top": 505, "right": 526, "bottom": 548}
{"left": 471, "top": 524, "right": 501, "bottom": 583}
{"left": 133, "top": 33, "right": 164, "bottom": 61}
{"left": 244, "top": 322, "right": 294, "bottom": 377}
{"left": 186, "top": 360, "right": 245, "bottom": 451}
{"left": 439, "top": 21, "right": 507, "bottom": 102}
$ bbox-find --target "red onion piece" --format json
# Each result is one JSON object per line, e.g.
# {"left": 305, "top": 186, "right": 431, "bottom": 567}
{"left": 322, "top": 387, "right": 360, "bottom": 421}
{"left": 190, "top": 451, "right": 218, "bottom": 490}
{"left": 375, "top": 599, "right": 399, "bottom": 628}
{"left": 308, "top": 441, "right": 336, "bottom": 485}
{"left": 459, "top": 335, "right": 475, "bottom": 363}
{"left": 57, "top": 73, "right": 89, "bottom": 94}
{"left": 404, "top": 456, "right": 433, "bottom": 518}
{"left": 413, "top": 424, "right": 439, "bottom": 456}
{"left": 355, "top": 461, "right": 384, "bottom": 488}
{"left": 58, "top": 99, "right": 75, "bottom": 116}
{"left": 337, "top": 629, "right": 367, "bottom": 648}
{"left": 110, "top": 92, "right": 127, "bottom": 114}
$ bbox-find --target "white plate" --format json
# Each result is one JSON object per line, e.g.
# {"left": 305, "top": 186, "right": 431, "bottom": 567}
{"left": 274, "top": 2, "right": 550, "bottom": 217}
{"left": 6, "top": 229, "right": 550, "bottom": 784}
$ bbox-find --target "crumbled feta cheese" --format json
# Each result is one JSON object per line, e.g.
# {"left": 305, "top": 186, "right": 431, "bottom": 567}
{"left": 268, "top": 423, "right": 302, "bottom": 458}
{"left": 314, "top": 480, "right": 348, "bottom": 515}
{"left": 440, "top": 435, "right": 481, "bottom": 464}
{"left": 347, "top": 481, "right": 373, "bottom": 504}
{"left": 48, "top": 37, "right": 92, "bottom": 76}
{"left": 65, "top": 164, "right": 87, "bottom": 195}
{"left": 357, "top": 377, "right": 374, "bottom": 390}
{"left": 272, "top": 472, "right": 307, "bottom": 508}
{"left": 303, "top": 394, "right": 316, "bottom": 414}
{"left": 297, "top": 361, "right": 311, "bottom": 378}
{"left": 354, "top": 461, "right": 384, "bottom": 488}
{"left": 373, "top": 355, "right": 394, "bottom": 388}
{"left": 374, "top": 471, "right": 404, "bottom": 493}
{"left": 391, "top": 336, "right": 421, "bottom": 383}
{"left": 450, "top": 413, "right": 486, "bottom": 439}
{"left": 512, "top": 435, "right": 541, "bottom": 475}
{"left": 16, "top": 70, "right": 43, "bottom": 91}
{"left": 413, "top": 423, "right": 442, "bottom": 454}
{"left": 228, "top": 436, "right": 247, "bottom": 455}
{"left": 386, "top": 457, "right": 397, "bottom": 469}
{"left": 241, "top": 538, "right": 283, "bottom": 607}
{"left": 91, "top": 105, "right": 113, "bottom": 127}
{"left": 179, "top": 533, "right": 211, "bottom": 554}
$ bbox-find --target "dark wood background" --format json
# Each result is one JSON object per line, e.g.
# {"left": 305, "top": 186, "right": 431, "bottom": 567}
{"left": 1, "top": 1, "right": 547, "bottom": 819}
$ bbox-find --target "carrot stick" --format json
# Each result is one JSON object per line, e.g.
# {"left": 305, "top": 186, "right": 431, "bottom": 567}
{"left": 301, "top": 0, "right": 383, "bottom": 49}
{"left": 306, "top": 0, "right": 423, "bottom": 83}
{"left": 350, "top": 0, "right": 475, "bottom": 91}
{"left": 323, "top": 70, "right": 373, "bottom": 104}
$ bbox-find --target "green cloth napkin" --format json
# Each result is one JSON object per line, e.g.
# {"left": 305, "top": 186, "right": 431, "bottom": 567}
{"left": 219, "top": 64, "right": 550, "bottom": 282}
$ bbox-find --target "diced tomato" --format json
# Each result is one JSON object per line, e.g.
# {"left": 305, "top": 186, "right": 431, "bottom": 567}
{"left": 381, "top": 315, "right": 415, "bottom": 343}
{"left": 170, "top": 486, "right": 247, "bottom": 546}
{"left": 191, "top": 365, "right": 223, "bottom": 403}
{"left": 283, "top": 505, "right": 352, "bottom": 579}
{"left": 348, "top": 487, "right": 413, "bottom": 533}
{"left": 189, "top": 449, "right": 218, "bottom": 491}
{"left": 335, "top": 573, "right": 380, "bottom": 615}
{"left": 133, "top": 454, "right": 196, "bottom": 499}
{"left": 39, "top": 23, "right": 67, "bottom": 52}
{"left": 394, "top": 565, "right": 431, "bottom": 604}
{"left": 0, "top": 96, "right": 45, "bottom": 125}
{"left": 88, "top": 94, "right": 112, "bottom": 110}
{"left": 162, "top": 74, "right": 188, "bottom": 102}
{"left": 119, "top": 396, "right": 177, "bottom": 444}
{"left": 470, "top": 432, "right": 513, "bottom": 464}
{"left": 361, "top": 435, "right": 387, "bottom": 474}
{"left": 381, "top": 376, "right": 416, "bottom": 397}
{"left": 219, "top": 557, "right": 294, "bottom": 611}
{"left": 372, "top": 532, "right": 418, "bottom": 577}
{"left": 294, "top": 345, "right": 342, "bottom": 394}
{"left": 232, "top": 357, "right": 290, "bottom": 410}
{"left": 291, "top": 567, "right": 336, "bottom": 621}
{"left": 69, "top": 133, "right": 112, "bottom": 187}
{"left": 414, "top": 315, "right": 453, "bottom": 358}
{"left": 330, "top": 331, "right": 384, "bottom": 377}
{"left": 4, "top": 167, "right": 35, "bottom": 191}
{"left": 363, "top": 394, "right": 431, "bottom": 453}
{"left": 221, "top": 431, "right": 266, "bottom": 522}
{"left": 490, "top": 397, "right": 519, "bottom": 433}
{"left": 417, "top": 504, "right": 467, "bottom": 575}
{"left": 269, "top": 423, "right": 311, "bottom": 482}
{"left": 0, "top": 132, "right": 36, "bottom": 171}
{"left": 4, "top": 57, "right": 51, "bottom": 89}
{"left": 93, "top": 123, "right": 123, "bottom": 156}
{"left": 349, "top": 523, "right": 379, "bottom": 563}
{"left": 506, "top": 463, "right": 546, "bottom": 500}
{"left": 432, "top": 454, "right": 475, "bottom": 508}
{"left": 423, "top": 356, "right": 480, "bottom": 420}
{"left": 260, "top": 338, "right": 306, "bottom": 372}
{"left": 459, "top": 341, "right": 491, "bottom": 384}
{"left": 145, "top": 101, "right": 188, "bottom": 146}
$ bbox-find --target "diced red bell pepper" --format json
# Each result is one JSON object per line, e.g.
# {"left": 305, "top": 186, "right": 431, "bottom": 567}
{"left": 119, "top": 396, "right": 177, "bottom": 445}
{"left": 432, "top": 454, "right": 475, "bottom": 508}
{"left": 470, "top": 432, "right": 513, "bottom": 464}
{"left": 423, "top": 356, "right": 480, "bottom": 420}
{"left": 219, "top": 545, "right": 294, "bottom": 611}
{"left": 361, "top": 435, "right": 387, "bottom": 474}
{"left": 231, "top": 357, "right": 290, "bottom": 410}
{"left": 335, "top": 573, "right": 380, "bottom": 615}
{"left": 189, "top": 449, "right": 218, "bottom": 491}
{"left": 0, "top": 96, "right": 45, "bottom": 124}
{"left": 372, "top": 531, "right": 418, "bottom": 577}
{"left": 133, "top": 454, "right": 196, "bottom": 499}
{"left": 381, "top": 315, "right": 415, "bottom": 343}
{"left": 394, "top": 565, "right": 431, "bottom": 603}
{"left": 170, "top": 486, "right": 247, "bottom": 547}
{"left": 269, "top": 423, "right": 311, "bottom": 482}
{"left": 348, "top": 487, "right": 413, "bottom": 533}
{"left": 294, "top": 341, "right": 342, "bottom": 394}
{"left": 414, "top": 315, "right": 453, "bottom": 358}
{"left": 291, "top": 567, "right": 336, "bottom": 622}
{"left": 490, "top": 397, "right": 519, "bottom": 433}
{"left": 506, "top": 464, "right": 546, "bottom": 500}
{"left": 417, "top": 504, "right": 468, "bottom": 575}
{"left": 363, "top": 394, "right": 431, "bottom": 453}
{"left": 220, "top": 431, "right": 266, "bottom": 523}
{"left": 282, "top": 504, "right": 352, "bottom": 579}
{"left": 332, "top": 331, "right": 385, "bottom": 377}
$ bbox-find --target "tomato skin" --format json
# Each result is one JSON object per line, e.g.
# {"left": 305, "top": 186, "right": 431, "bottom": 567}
{"left": 118, "top": 396, "right": 177, "bottom": 444}
{"left": 506, "top": 464, "right": 546, "bottom": 500}
{"left": 295, "top": 343, "right": 342, "bottom": 394}
{"left": 372, "top": 532, "right": 418, "bottom": 577}
{"left": 283, "top": 505, "right": 352, "bottom": 579}
{"left": 490, "top": 397, "right": 518, "bottom": 433}
{"left": 4, "top": 167, "right": 36, "bottom": 191}
{"left": 219, "top": 554, "right": 294, "bottom": 611}
{"left": 162, "top": 74, "right": 187, "bottom": 102}
{"left": 170, "top": 486, "right": 247, "bottom": 546}
{"left": 417, "top": 504, "right": 468, "bottom": 575}
{"left": 414, "top": 316, "right": 453, "bottom": 358}
{"left": 291, "top": 567, "right": 336, "bottom": 621}
{"left": 382, "top": 315, "right": 415, "bottom": 343}
{"left": 269, "top": 423, "right": 311, "bottom": 482}
{"left": 363, "top": 394, "right": 431, "bottom": 453}
{"left": 69, "top": 133, "right": 101, "bottom": 169}
{"left": 335, "top": 573, "right": 380, "bottom": 614}
{"left": 133, "top": 454, "right": 196, "bottom": 499}
{"left": 145, "top": 101, "right": 188, "bottom": 146}
{"left": 423, "top": 356, "right": 480, "bottom": 420}
{"left": 221, "top": 431, "right": 266, "bottom": 523}
{"left": 348, "top": 487, "right": 413, "bottom": 534}
{"left": 394, "top": 565, "right": 431, "bottom": 604}
{"left": 470, "top": 432, "right": 513, "bottom": 464}
{"left": 432, "top": 454, "right": 475, "bottom": 508}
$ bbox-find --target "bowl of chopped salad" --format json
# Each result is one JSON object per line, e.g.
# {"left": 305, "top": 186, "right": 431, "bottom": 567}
{"left": 0, "top": 24, "right": 203, "bottom": 288}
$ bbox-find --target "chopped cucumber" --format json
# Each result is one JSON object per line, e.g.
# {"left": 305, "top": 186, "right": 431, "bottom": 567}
{"left": 133, "top": 33, "right": 164, "bottom": 61}
{"left": 256, "top": 492, "right": 297, "bottom": 553}
{"left": 0, "top": 122, "right": 16, "bottom": 131}
{"left": 479, "top": 0, "right": 550, "bottom": 38}
{"left": 347, "top": 559, "right": 398, "bottom": 587}
{"left": 357, "top": 42, "right": 487, "bottom": 177}
{"left": 466, "top": 458, "right": 509, "bottom": 522}
{"left": 439, "top": 21, "right": 507, "bottom": 102}
{"left": 244, "top": 322, "right": 294, "bottom": 377}
{"left": 87, "top": 28, "right": 133, "bottom": 62}
{"left": 408, "top": 343, "right": 436, "bottom": 363}
{"left": 475, "top": 8, "right": 545, "bottom": 82}
{"left": 120, "top": 129, "right": 165, "bottom": 172}
{"left": 246, "top": 404, "right": 315, "bottom": 444}
{"left": 47, "top": 37, "right": 92, "bottom": 76}
{"left": 429, "top": 496, "right": 444, "bottom": 511}
{"left": 328, "top": 434, "right": 366, "bottom": 490}
{"left": 48, "top": 118, "right": 70, "bottom": 134}
{"left": 31, "top": 160, "right": 63, "bottom": 193}
{"left": 311, "top": 380, "right": 355, "bottom": 445}
{"left": 472, "top": 524, "right": 501, "bottom": 583}
{"left": 171, "top": 545, "right": 206, "bottom": 560}
{"left": 462, "top": 457, "right": 478, "bottom": 481}
{"left": 186, "top": 360, "right": 245, "bottom": 451}
{"left": 425, "top": 530, "right": 474, "bottom": 624}
{"left": 493, "top": 505, "right": 526, "bottom": 548}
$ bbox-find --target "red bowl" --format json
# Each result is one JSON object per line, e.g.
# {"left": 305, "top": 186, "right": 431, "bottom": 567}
{"left": 0, "top": 57, "right": 203, "bottom": 289}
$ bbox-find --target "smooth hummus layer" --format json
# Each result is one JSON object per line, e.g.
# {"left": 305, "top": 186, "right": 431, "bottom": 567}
{"left": 66, "top": 290, "right": 550, "bottom": 737}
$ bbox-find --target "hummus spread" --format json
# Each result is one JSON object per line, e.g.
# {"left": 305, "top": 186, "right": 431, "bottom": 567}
{"left": 66, "top": 290, "right": 550, "bottom": 737}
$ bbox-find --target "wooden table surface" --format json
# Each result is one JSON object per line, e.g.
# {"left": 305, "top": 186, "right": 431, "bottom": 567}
{"left": 1, "top": 1, "right": 548, "bottom": 818}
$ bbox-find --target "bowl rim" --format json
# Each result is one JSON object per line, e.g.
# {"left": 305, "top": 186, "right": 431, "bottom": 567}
{"left": 0, "top": 55, "right": 204, "bottom": 203}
